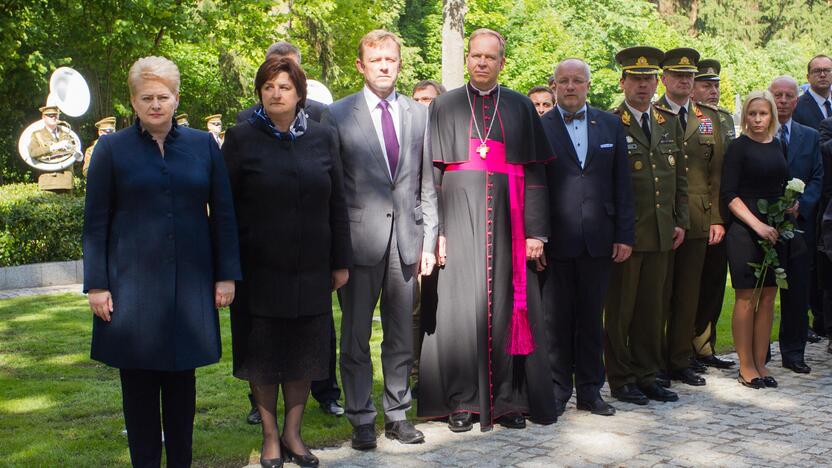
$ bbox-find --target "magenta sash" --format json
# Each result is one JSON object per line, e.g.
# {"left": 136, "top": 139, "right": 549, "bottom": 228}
{"left": 444, "top": 139, "right": 535, "bottom": 356}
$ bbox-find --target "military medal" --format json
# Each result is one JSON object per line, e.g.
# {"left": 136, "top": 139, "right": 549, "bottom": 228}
{"left": 466, "top": 84, "right": 501, "bottom": 160}
{"left": 668, "top": 155, "right": 676, "bottom": 166}
{"left": 634, "top": 160, "right": 643, "bottom": 170}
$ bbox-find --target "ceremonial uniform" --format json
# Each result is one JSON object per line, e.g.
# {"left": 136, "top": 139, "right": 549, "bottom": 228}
{"left": 657, "top": 49, "right": 726, "bottom": 379}
{"left": 692, "top": 61, "right": 737, "bottom": 363}
{"left": 83, "top": 116, "right": 116, "bottom": 177}
{"left": 175, "top": 113, "right": 190, "bottom": 127}
{"left": 205, "top": 114, "right": 223, "bottom": 147}
{"left": 604, "top": 47, "right": 689, "bottom": 397}
{"left": 28, "top": 105, "right": 78, "bottom": 191}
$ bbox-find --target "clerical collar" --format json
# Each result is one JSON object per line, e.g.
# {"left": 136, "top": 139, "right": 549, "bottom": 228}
{"left": 624, "top": 101, "right": 651, "bottom": 125}
{"left": 467, "top": 82, "right": 499, "bottom": 96}
{"left": 664, "top": 97, "right": 690, "bottom": 114}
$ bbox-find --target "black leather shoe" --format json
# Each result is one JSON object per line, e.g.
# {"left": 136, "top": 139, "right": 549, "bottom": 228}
{"left": 610, "top": 384, "right": 649, "bottom": 405}
{"left": 495, "top": 413, "right": 526, "bottom": 429}
{"left": 807, "top": 329, "right": 822, "bottom": 343}
{"left": 762, "top": 375, "right": 778, "bottom": 388}
{"left": 384, "top": 420, "right": 425, "bottom": 444}
{"left": 576, "top": 398, "right": 615, "bottom": 416}
{"left": 280, "top": 439, "right": 318, "bottom": 467}
{"left": 247, "top": 394, "right": 262, "bottom": 425}
{"left": 689, "top": 357, "right": 707, "bottom": 374}
{"left": 259, "top": 456, "right": 284, "bottom": 468}
{"left": 783, "top": 360, "right": 811, "bottom": 374}
{"left": 350, "top": 424, "right": 377, "bottom": 450}
{"left": 827, "top": 339, "right": 832, "bottom": 355}
{"left": 671, "top": 368, "right": 706, "bottom": 386}
{"left": 738, "top": 371, "right": 764, "bottom": 389}
{"left": 639, "top": 383, "right": 679, "bottom": 402}
{"left": 319, "top": 400, "right": 345, "bottom": 416}
{"left": 655, "top": 372, "right": 671, "bottom": 388}
{"left": 448, "top": 411, "right": 473, "bottom": 433}
{"left": 698, "top": 354, "right": 735, "bottom": 369}
{"left": 554, "top": 400, "right": 566, "bottom": 417}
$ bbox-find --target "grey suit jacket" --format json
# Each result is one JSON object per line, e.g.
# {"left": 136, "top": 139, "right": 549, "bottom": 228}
{"left": 322, "top": 91, "right": 438, "bottom": 267}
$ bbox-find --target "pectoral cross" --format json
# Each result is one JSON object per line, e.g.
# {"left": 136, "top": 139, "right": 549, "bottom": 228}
{"left": 477, "top": 143, "right": 489, "bottom": 159}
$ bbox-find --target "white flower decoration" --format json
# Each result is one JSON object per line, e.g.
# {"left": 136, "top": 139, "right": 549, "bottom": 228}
{"left": 786, "top": 178, "right": 805, "bottom": 194}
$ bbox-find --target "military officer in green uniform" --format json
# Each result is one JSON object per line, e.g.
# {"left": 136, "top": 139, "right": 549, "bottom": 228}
{"left": 82, "top": 116, "right": 116, "bottom": 177}
{"left": 28, "top": 105, "right": 78, "bottom": 191}
{"left": 605, "top": 46, "right": 689, "bottom": 405}
{"left": 690, "top": 59, "right": 738, "bottom": 369}
{"left": 657, "top": 49, "right": 727, "bottom": 387}
{"left": 175, "top": 113, "right": 190, "bottom": 127}
{"left": 205, "top": 114, "right": 223, "bottom": 147}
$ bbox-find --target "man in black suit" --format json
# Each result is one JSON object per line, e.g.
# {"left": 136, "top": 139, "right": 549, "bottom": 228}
{"left": 817, "top": 116, "right": 832, "bottom": 352}
{"left": 794, "top": 54, "right": 832, "bottom": 341}
{"left": 236, "top": 42, "right": 327, "bottom": 124}
{"left": 539, "top": 58, "right": 635, "bottom": 417}
{"left": 237, "top": 41, "right": 344, "bottom": 425}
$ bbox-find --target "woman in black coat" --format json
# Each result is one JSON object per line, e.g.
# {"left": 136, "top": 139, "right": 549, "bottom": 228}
{"left": 83, "top": 56, "right": 241, "bottom": 467}
{"left": 223, "top": 57, "right": 351, "bottom": 468}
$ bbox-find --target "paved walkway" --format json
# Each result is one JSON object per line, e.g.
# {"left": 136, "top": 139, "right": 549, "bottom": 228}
{"left": 0, "top": 283, "right": 82, "bottom": 299}
{"left": 4, "top": 285, "right": 830, "bottom": 466}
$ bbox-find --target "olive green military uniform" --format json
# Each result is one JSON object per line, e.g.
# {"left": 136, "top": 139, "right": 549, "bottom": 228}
{"left": 692, "top": 61, "right": 737, "bottom": 359}
{"left": 28, "top": 124, "right": 76, "bottom": 162}
{"left": 83, "top": 116, "right": 116, "bottom": 177}
{"left": 659, "top": 94, "right": 726, "bottom": 373}
{"left": 604, "top": 100, "right": 689, "bottom": 389}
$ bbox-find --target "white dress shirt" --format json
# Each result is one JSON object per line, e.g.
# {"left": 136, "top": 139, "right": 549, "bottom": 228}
{"left": 625, "top": 102, "right": 651, "bottom": 135}
{"left": 363, "top": 85, "right": 401, "bottom": 180}
{"left": 557, "top": 104, "right": 588, "bottom": 167}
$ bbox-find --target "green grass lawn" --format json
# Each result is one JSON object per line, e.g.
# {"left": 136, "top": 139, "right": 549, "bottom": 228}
{"left": 0, "top": 283, "right": 780, "bottom": 466}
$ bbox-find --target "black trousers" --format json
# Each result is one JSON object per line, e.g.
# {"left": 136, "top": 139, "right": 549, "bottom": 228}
{"left": 541, "top": 253, "right": 611, "bottom": 402}
{"left": 310, "top": 315, "right": 341, "bottom": 402}
{"left": 779, "top": 233, "right": 811, "bottom": 364}
{"left": 119, "top": 368, "right": 196, "bottom": 468}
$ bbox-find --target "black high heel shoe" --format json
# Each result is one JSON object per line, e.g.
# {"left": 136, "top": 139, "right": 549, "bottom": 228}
{"left": 281, "top": 438, "right": 319, "bottom": 467}
{"left": 762, "top": 375, "right": 778, "bottom": 388}
{"left": 259, "top": 456, "right": 284, "bottom": 468}
{"left": 738, "top": 371, "right": 764, "bottom": 389}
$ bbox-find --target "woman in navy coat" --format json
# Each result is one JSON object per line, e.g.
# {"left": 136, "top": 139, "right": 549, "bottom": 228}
{"left": 83, "top": 56, "right": 241, "bottom": 468}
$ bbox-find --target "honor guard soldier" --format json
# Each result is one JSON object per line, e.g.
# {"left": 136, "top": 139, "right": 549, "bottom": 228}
{"left": 690, "top": 59, "right": 738, "bottom": 369}
{"left": 175, "top": 113, "right": 190, "bottom": 127}
{"left": 28, "top": 104, "right": 78, "bottom": 191}
{"left": 83, "top": 116, "right": 116, "bottom": 177}
{"left": 658, "top": 49, "right": 726, "bottom": 387}
{"left": 605, "top": 46, "right": 688, "bottom": 405}
{"left": 205, "top": 114, "right": 223, "bottom": 147}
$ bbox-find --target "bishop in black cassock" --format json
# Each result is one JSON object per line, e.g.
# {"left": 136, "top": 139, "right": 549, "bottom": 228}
{"left": 417, "top": 79, "right": 557, "bottom": 431}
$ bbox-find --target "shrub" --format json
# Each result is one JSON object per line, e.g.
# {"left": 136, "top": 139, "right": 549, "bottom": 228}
{"left": 0, "top": 182, "right": 85, "bottom": 267}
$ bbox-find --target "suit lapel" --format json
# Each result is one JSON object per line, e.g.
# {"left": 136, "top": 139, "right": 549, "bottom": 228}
{"left": 395, "top": 94, "right": 411, "bottom": 183}
{"left": 584, "top": 107, "right": 600, "bottom": 170}
{"left": 788, "top": 122, "right": 801, "bottom": 165}
{"left": 620, "top": 104, "right": 650, "bottom": 148}
{"left": 804, "top": 93, "right": 825, "bottom": 123}
{"left": 649, "top": 107, "right": 662, "bottom": 151}
{"left": 351, "top": 93, "right": 391, "bottom": 180}
{"left": 684, "top": 105, "right": 699, "bottom": 141}
{"left": 548, "top": 110, "right": 580, "bottom": 167}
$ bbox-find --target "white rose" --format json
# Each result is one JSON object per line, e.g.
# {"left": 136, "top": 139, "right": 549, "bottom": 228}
{"left": 786, "top": 178, "right": 805, "bottom": 194}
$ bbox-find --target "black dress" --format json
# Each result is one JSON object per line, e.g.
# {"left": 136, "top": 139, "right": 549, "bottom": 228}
{"left": 720, "top": 134, "right": 788, "bottom": 289}
{"left": 223, "top": 112, "right": 351, "bottom": 384}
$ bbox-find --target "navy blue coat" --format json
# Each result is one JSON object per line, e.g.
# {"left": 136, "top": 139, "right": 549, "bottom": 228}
{"left": 83, "top": 120, "right": 242, "bottom": 371}
{"left": 783, "top": 121, "right": 824, "bottom": 242}
{"left": 540, "top": 106, "right": 635, "bottom": 259}
{"left": 793, "top": 92, "right": 827, "bottom": 130}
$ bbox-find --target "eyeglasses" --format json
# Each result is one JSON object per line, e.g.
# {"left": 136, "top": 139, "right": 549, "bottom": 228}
{"left": 44, "top": 113, "right": 58, "bottom": 118}
{"left": 810, "top": 68, "right": 832, "bottom": 76}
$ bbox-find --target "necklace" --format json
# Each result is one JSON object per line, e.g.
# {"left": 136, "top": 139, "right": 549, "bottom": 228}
{"left": 466, "top": 84, "right": 501, "bottom": 159}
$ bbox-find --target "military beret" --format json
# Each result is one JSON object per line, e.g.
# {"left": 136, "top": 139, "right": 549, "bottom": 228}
{"left": 695, "top": 59, "right": 721, "bottom": 81}
{"left": 661, "top": 48, "right": 700, "bottom": 73}
{"left": 616, "top": 46, "right": 664, "bottom": 75}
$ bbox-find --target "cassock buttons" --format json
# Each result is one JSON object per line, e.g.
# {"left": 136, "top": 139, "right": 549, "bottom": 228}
{"left": 656, "top": 191, "right": 660, "bottom": 196}
{"left": 656, "top": 203, "right": 661, "bottom": 208}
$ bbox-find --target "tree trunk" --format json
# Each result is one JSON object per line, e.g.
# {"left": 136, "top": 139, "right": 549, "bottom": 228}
{"left": 442, "top": 0, "right": 466, "bottom": 90}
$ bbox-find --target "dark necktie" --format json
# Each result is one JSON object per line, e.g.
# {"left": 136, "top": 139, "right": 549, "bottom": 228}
{"left": 678, "top": 106, "right": 687, "bottom": 131}
{"left": 824, "top": 100, "right": 832, "bottom": 119}
{"left": 378, "top": 100, "right": 399, "bottom": 178}
{"left": 641, "top": 112, "right": 651, "bottom": 141}
{"left": 780, "top": 125, "right": 789, "bottom": 160}
{"left": 563, "top": 110, "right": 585, "bottom": 124}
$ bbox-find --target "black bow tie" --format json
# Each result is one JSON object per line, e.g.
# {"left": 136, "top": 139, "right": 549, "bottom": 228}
{"left": 563, "top": 110, "right": 585, "bottom": 124}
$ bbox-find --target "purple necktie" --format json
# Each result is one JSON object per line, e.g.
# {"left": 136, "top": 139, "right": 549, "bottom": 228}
{"left": 378, "top": 100, "right": 399, "bottom": 178}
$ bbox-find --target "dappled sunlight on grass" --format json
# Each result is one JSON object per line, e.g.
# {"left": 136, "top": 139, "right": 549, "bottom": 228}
{"left": 0, "top": 395, "right": 54, "bottom": 413}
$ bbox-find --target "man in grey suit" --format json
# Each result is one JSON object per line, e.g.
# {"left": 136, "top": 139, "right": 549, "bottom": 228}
{"left": 322, "top": 29, "right": 438, "bottom": 450}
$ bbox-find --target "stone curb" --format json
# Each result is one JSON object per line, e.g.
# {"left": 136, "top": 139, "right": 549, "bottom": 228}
{"left": 0, "top": 259, "right": 82, "bottom": 290}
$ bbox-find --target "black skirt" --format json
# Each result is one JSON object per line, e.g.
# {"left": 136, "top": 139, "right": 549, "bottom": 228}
{"left": 726, "top": 221, "right": 785, "bottom": 290}
{"left": 231, "top": 312, "right": 331, "bottom": 384}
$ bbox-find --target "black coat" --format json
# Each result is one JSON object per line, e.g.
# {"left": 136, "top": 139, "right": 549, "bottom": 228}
{"left": 793, "top": 92, "right": 826, "bottom": 130}
{"left": 223, "top": 116, "right": 351, "bottom": 319}
{"left": 540, "top": 106, "right": 635, "bottom": 259}
{"left": 83, "top": 120, "right": 242, "bottom": 371}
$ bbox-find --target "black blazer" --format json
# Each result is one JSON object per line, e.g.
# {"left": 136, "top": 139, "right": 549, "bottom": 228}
{"left": 236, "top": 99, "right": 326, "bottom": 124}
{"left": 540, "top": 106, "right": 635, "bottom": 259}
{"left": 223, "top": 117, "right": 351, "bottom": 318}
{"left": 793, "top": 92, "right": 826, "bottom": 130}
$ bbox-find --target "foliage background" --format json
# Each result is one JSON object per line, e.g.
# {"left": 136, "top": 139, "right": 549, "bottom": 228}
{"left": 1, "top": 0, "right": 829, "bottom": 183}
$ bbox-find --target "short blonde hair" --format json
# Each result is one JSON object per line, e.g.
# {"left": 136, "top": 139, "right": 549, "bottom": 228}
{"left": 468, "top": 28, "right": 506, "bottom": 58}
{"left": 740, "top": 90, "right": 779, "bottom": 139}
{"left": 128, "top": 56, "right": 180, "bottom": 96}
{"left": 357, "top": 30, "right": 401, "bottom": 60}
